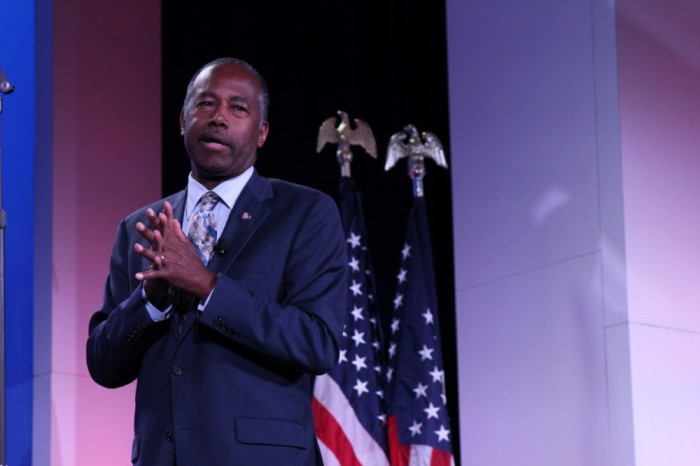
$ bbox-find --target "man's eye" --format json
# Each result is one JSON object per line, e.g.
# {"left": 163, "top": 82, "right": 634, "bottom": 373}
{"left": 196, "top": 101, "right": 213, "bottom": 107}
{"left": 231, "top": 105, "right": 248, "bottom": 112}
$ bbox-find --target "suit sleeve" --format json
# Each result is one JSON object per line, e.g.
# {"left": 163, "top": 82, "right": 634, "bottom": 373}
{"left": 85, "top": 218, "right": 166, "bottom": 388}
{"left": 199, "top": 193, "right": 348, "bottom": 375}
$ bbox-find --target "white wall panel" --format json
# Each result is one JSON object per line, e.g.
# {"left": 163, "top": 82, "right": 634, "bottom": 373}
{"left": 457, "top": 254, "right": 610, "bottom": 465}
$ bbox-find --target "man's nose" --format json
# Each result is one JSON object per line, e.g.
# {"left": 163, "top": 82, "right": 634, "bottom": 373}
{"left": 209, "top": 105, "right": 227, "bottom": 126}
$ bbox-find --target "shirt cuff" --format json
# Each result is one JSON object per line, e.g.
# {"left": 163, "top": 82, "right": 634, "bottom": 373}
{"left": 197, "top": 287, "right": 215, "bottom": 312}
{"left": 197, "top": 273, "right": 220, "bottom": 312}
{"left": 141, "top": 286, "right": 173, "bottom": 321}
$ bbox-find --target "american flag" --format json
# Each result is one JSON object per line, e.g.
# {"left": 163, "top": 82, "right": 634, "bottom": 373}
{"left": 313, "top": 177, "right": 390, "bottom": 465}
{"left": 386, "top": 198, "right": 454, "bottom": 466}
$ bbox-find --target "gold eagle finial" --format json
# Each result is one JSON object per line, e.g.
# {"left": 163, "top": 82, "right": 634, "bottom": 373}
{"left": 317, "top": 110, "right": 377, "bottom": 177}
{"left": 385, "top": 124, "right": 448, "bottom": 197}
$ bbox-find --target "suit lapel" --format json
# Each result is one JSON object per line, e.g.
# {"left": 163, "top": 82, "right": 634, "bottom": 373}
{"left": 207, "top": 172, "right": 273, "bottom": 274}
{"left": 173, "top": 173, "right": 272, "bottom": 341}
{"left": 167, "top": 190, "right": 187, "bottom": 225}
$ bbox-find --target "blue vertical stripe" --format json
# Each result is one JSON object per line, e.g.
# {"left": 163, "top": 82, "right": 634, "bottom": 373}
{"left": 0, "top": 1, "right": 37, "bottom": 464}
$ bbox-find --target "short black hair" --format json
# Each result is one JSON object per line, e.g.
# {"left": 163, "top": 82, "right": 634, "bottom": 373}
{"left": 182, "top": 57, "right": 269, "bottom": 128}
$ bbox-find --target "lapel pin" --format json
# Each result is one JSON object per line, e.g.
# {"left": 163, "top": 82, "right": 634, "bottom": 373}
{"left": 241, "top": 212, "right": 251, "bottom": 221}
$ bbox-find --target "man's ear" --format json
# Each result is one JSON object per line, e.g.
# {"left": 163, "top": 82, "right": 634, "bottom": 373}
{"left": 258, "top": 122, "right": 269, "bottom": 148}
{"left": 179, "top": 111, "right": 185, "bottom": 135}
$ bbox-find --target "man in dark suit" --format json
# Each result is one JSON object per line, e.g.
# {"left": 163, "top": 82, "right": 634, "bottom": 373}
{"left": 86, "top": 57, "right": 348, "bottom": 465}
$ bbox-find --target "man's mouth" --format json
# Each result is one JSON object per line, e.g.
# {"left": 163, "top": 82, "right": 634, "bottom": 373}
{"left": 200, "top": 130, "right": 232, "bottom": 149}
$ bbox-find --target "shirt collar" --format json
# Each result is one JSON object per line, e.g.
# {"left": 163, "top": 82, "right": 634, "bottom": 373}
{"left": 185, "top": 166, "right": 254, "bottom": 219}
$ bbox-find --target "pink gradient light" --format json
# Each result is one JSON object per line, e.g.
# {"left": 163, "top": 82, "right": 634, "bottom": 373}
{"left": 45, "top": 0, "right": 161, "bottom": 464}
{"left": 618, "top": 1, "right": 700, "bottom": 463}
{"left": 617, "top": 0, "right": 700, "bottom": 331}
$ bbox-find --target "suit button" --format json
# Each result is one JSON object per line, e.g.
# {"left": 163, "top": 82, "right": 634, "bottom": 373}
{"left": 173, "top": 365, "right": 183, "bottom": 376}
{"left": 165, "top": 430, "right": 173, "bottom": 441}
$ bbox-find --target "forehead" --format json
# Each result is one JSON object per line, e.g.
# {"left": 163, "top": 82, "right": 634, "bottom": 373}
{"left": 191, "top": 63, "right": 261, "bottom": 100}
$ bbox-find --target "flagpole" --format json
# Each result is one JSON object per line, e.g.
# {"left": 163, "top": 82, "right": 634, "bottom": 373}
{"left": 313, "top": 112, "right": 390, "bottom": 465}
{"left": 0, "top": 61, "right": 16, "bottom": 466}
{"left": 384, "top": 124, "right": 454, "bottom": 465}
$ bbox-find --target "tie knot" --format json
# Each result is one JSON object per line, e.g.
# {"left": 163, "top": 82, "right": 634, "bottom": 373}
{"left": 199, "top": 191, "right": 220, "bottom": 211}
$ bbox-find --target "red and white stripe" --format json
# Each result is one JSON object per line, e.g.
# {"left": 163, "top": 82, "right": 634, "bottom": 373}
{"left": 387, "top": 416, "right": 454, "bottom": 466}
{"left": 313, "top": 375, "right": 390, "bottom": 466}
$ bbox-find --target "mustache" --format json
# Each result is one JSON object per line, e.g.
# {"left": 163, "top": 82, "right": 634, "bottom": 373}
{"left": 199, "top": 128, "right": 235, "bottom": 147}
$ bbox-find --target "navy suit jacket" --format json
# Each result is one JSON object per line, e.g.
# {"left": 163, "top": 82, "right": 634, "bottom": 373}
{"left": 87, "top": 171, "right": 348, "bottom": 465}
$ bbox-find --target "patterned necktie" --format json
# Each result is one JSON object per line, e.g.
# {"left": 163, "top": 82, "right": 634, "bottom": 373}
{"left": 188, "top": 191, "right": 221, "bottom": 264}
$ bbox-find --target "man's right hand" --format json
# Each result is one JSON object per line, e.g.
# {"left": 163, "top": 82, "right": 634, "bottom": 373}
{"left": 134, "top": 202, "right": 175, "bottom": 309}
{"left": 134, "top": 199, "right": 219, "bottom": 301}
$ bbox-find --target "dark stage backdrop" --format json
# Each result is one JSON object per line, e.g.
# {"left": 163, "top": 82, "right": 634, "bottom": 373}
{"left": 162, "top": 1, "right": 458, "bottom": 460}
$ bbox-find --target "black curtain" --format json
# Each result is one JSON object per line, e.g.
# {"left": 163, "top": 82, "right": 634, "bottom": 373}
{"left": 162, "top": 1, "right": 458, "bottom": 460}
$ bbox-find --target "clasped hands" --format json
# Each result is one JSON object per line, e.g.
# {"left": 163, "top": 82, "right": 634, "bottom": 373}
{"left": 134, "top": 201, "right": 218, "bottom": 308}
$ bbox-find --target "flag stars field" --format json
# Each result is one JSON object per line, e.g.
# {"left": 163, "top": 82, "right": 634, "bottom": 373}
{"left": 351, "top": 329, "right": 366, "bottom": 346}
{"left": 413, "top": 382, "right": 428, "bottom": 399}
{"left": 393, "top": 293, "right": 404, "bottom": 309}
{"left": 418, "top": 344, "right": 434, "bottom": 361}
{"left": 409, "top": 421, "right": 422, "bottom": 437}
{"left": 435, "top": 425, "right": 450, "bottom": 442}
{"left": 397, "top": 268, "right": 408, "bottom": 284}
{"left": 401, "top": 243, "right": 411, "bottom": 259}
{"left": 390, "top": 318, "right": 400, "bottom": 334}
{"left": 351, "top": 305, "right": 364, "bottom": 321}
{"left": 347, "top": 231, "right": 361, "bottom": 248}
{"left": 353, "top": 379, "right": 370, "bottom": 396}
{"left": 429, "top": 366, "right": 444, "bottom": 384}
{"left": 385, "top": 200, "right": 454, "bottom": 465}
{"left": 350, "top": 279, "right": 363, "bottom": 296}
{"left": 352, "top": 354, "right": 368, "bottom": 371}
{"left": 388, "top": 342, "right": 397, "bottom": 358}
{"left": 312, "top": 179, "right": 390, "bottom": 465}
{"left": 424, "top": 403, "right": 440, "bottom": 420}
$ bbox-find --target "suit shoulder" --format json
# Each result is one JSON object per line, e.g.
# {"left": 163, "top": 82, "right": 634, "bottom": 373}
{"left": 268, "top": 178, "right": 335, "bottom": 205}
